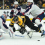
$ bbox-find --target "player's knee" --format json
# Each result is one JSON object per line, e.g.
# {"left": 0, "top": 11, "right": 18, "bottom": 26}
{"left": 38, "top": 24, "right": 42, "bottom": 28}
{"left": 35, "top": 19, "right": 41, "bottom": 25}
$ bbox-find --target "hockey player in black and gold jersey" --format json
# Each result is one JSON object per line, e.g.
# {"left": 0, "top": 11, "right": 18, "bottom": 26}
{"left": 9, "top": 15, "right": 45, "bottom": 36}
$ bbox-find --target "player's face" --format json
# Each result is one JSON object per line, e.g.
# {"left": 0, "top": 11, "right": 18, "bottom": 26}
{"left": 15, "top": 21, "right": 18, "bottom": 23}
{"left": 27, "top": 2, "right": 32, "bottom": 5}
{"left": 15, "top": 4, "right": 18, "bottom": 8}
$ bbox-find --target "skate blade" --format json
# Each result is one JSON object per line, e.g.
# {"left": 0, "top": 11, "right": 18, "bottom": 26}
{"left": 41, "top": 34, "right": 45, "bottom": 38}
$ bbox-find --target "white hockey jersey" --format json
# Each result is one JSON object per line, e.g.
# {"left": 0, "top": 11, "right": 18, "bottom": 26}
{"left": 0, "top": 18, "right": 8, "bottom": 32}
{"left": 0, "top": 17, "right": 14, "bottom": 37}
{"left": 25, "top": 4, "right": 44, "bottom": 18}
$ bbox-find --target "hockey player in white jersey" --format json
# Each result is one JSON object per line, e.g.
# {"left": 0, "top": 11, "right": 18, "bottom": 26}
{"left": 22, "top": 0, "right": 45, "bottom": 36}
{"left": 0, "top": 14, "right": 14, "bottom": 37}
{"left": 10, "top": 1, "right": 23, "bottom": 18}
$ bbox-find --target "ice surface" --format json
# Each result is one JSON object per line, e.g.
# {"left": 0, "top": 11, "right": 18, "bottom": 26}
{"left": 0, "top": 32, "right": 45, "bottom": 45}
{"left": 0, "top": 19, "right": 45, "bottom": 45}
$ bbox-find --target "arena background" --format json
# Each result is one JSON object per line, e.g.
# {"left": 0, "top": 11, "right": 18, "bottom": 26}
{"left": 0, "top": 0, "right": 45, "bottom": 21}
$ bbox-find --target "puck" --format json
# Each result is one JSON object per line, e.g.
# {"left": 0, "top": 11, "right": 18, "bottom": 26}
{"left": 37, "top": 40, "right": 40, "bottom": 41}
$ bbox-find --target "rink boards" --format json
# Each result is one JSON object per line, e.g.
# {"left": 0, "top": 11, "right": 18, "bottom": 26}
{"left": 6, "top": 18, "right": 45, "bottom": 21}
{"left": 0, "top": 9, "right": 45, "bottom": 21}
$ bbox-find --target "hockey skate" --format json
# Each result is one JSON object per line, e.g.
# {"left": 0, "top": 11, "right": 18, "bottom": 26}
{"left": 41, "top": 30, "right": 45, "bottom": 37}
{"left": 27, "top": 30, "right": 34, "bottom": 39}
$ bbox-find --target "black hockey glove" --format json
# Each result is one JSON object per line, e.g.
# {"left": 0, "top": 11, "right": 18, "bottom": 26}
{"left": 13, "top": 27, "right": 16, "bottom": 32}
{"left": 19, "top": 27, "right": 26, "bottom": 34}
{"left": 10, "top": 14, "right": 13, "bottom": 18}
{"left": 36, "top": 28, "right": 41, "bottom": 33}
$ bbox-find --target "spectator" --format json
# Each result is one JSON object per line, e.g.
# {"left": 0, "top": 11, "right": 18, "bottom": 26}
{"left": 42, "top": 3, "right": 45, "bottom": 7}
{"left": 4, "top": 0, "right": 6, "bottom": 4}
{"left": 42, "top": 0, "right": 45, "bottom": 7}
{"left": 0, "top": 7, "right": 1, "bottom": 9}
{"left": 42, "top": 0, "right": 45, "bottom": 4}
{"left": 4, "top": 4, "right": 9, "bottom": 9}
{"left": 18, "top": 0, "right": 23, "bottom": 6}
{"left": 37, "top": 1, "right": 42, "bottom": 8}
{"left": 0, "top": 0, "right": 3, "bottom": 5}
{"left": 5, "top": 0, "right": 10, "bottom": 5}
{"left": 21, "top": 0, "right": 27, "bottom": 9}
{"left": 33, "top": 0, "right": 39, "bottom": 4}
{"left": 22, "top": 0, "right": 27, "bottom": 4}
{"left": 10, "top": 3, "right": 14, "bottom": 9}
{"left": 1, "top": 5, "right": 3, "bottom": 9}
{"left": 9, "top": 0, "right": 14, "bottom": 4}
{"left": 0, "top": 5, "right": 3, "bottom": 9}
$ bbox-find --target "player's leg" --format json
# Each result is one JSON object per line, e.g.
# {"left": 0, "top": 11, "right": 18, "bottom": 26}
{"left": 34, "top": 13, "right": 45, "bottom": 36}
{"left": 25, "top": 16, "right": 40, "bottom": 32}
{"left": 0, "top": 27, "right": 3, "bottom": 40}
{"left": 35, "top": 12, "right": 44, "bottom": 30}
{"left": 1, "top": 22, "right": 14, "bottom": 37}
{"left": 1, "top": 22, "right": 8, "bottom": 32}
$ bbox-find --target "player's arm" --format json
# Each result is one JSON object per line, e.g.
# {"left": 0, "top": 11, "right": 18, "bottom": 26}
{"left": 22, "top": 6, "right": 30, "bottom": 15}
{"left": 0, "top": 18, "right": 8, "bottom": 32}
{"left": 19, "top": 22, "right": 26, "bottom": 34}
{"left": 9, "top": 17, "right": 16, "bottom": 32}
{"left": 0, "top": 18, "right": 14, "bottom": 37}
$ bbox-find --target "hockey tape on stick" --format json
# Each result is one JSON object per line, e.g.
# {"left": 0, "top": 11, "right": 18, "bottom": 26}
{"left": 15, "top": 30, "right": 35, "bottom": 38}
{"left": 15, "top": 34, "right": 24, "bottom": 38}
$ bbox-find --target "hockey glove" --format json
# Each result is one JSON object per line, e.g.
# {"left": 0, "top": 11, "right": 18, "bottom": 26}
{"left": 13, "top": 27, "right": 16, "bottom": 32}
{"left": 19, "top": 27, "right": 26, "bottom": 34}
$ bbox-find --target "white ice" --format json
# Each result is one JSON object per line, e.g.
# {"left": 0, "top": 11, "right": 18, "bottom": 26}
{"left": 0, "top": 18, "right": 45, "bottom": 45}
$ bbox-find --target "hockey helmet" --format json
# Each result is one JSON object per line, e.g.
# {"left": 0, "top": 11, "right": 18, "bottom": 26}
{"left": 27, "top": 0, "right": 33, "bottom": 2}
{"left": 14, "top": 1, "right": 18, "bottom": 5}
{"left": 13, "top": 16, "right": 18, "bottom": 21}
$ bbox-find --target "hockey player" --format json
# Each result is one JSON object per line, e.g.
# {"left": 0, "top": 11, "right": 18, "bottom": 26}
{"left": 10, "top": 1, "right": 23, "bottom": 18}
{"left": 22, "top": 0, "right": 45, "bottom": 36}
{"left": 9, "top": 15, "right": 45, "bottom": 36}
{"left": 0, "top": 14, "right": 14, "bottom": 37}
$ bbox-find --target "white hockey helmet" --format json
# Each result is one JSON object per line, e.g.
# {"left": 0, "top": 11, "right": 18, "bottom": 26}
{"left": 14, "top": 1, "right": 18, "bottom": 5}
{"left": 27, "top": 0, "right": 33, "bottom": 2}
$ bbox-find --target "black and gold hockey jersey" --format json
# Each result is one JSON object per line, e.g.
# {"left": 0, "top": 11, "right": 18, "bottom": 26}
{"left": 9, "top": 15, "right": 41, "bottom": 32}
{"left": 9, "top": 15, "right": 26, "bottom": 27}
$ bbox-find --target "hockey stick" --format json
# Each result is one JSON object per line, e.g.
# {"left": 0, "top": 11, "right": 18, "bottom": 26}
{"left": 15, "top": 35, "right": 24, "bottom": 38}
{"left": 15, "top": 30, "right": 35, "bottom": 32}
{"left": 15, "top": 30, "right": 35, "bottom": 38}
{"left": 25, "top": 30, "right": 35, "bottom": 39}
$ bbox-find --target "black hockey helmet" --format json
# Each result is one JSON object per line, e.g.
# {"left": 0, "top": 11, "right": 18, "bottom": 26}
{"left": 13, "top": 16, "right": 18, "bottom": 21}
